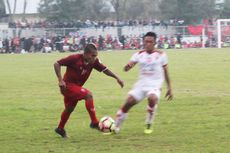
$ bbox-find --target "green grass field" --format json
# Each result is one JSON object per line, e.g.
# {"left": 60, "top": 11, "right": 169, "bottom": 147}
{"left": 0, "top": 48, "right": 230, "bottom": 153}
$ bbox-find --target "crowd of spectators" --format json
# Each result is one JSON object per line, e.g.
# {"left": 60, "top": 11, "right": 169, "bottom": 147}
{"left": 0, "top": 33, "right": 224, "bottom": 54}
{"left": 8, "top": 19, "right": 185, "bottom": 29}
{"left": 2, "top": 18, "right": 229, "bottom": 54}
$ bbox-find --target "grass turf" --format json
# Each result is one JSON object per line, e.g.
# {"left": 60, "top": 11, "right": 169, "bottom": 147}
{"left": 0, "top": 48, "right": 230, "bottom": 153}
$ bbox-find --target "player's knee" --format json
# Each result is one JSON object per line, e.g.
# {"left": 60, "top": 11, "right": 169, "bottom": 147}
{"left": 65, "top": 107, "right": 75, "bottom": 114}
{"left": 148, "top": 94, "right": 158, "bottom": 106}
{"left": 126, "top": 96, "right": 132, "bottom": 103}
{"left": 126, "top": 96, "right": 137, "bottom": 107}
{"left": 85, "top": 92, "right": 93, "bottom": 100}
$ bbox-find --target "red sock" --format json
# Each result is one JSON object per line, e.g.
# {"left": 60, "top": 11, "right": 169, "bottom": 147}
{"left": 121, "top": 107, "right": 128, "bottom": 113}
{"left": 58, "top": 111, "right": 70, "bottom": 129}
{"left": 85, "top": 98, "right": 98, "bottom": 124}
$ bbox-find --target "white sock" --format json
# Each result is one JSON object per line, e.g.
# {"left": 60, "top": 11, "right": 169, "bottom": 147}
{"left": 115, "top": 109, "right": 127, "bottom": 129}
{"left": 145, "top": 104, "right": 157, "bottom": 125}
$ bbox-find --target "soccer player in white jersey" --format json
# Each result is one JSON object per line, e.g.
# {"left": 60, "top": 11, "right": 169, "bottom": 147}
{"left": 114, "top": 32, "right": 173, "bottom": 134}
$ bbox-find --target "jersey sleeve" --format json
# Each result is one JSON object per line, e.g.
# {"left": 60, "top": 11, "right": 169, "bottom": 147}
{"left": 130, "top": 52, "right": 139, "bottom": 63}
{"left": 93, "top": 58, "right": 107, "bottom": 72}
{"left": 57, "top": 55, "right": 77, "bottom": 66}
{"left": 161, "top": 52, "right": 168, "bottom": 66}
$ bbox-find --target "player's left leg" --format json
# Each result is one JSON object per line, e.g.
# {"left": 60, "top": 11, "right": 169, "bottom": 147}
{"left": 144, "top": 90, "right": 160, "bottom": 134}
{"left": 67, "top": 85, "right": 99, "bottom": 129}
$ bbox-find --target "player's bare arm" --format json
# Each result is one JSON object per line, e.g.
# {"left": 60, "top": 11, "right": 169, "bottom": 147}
{"left": 163, "top": 65, "right": 173, "bottom": 101}
{"left": 103, "top": 69, "right": 124, "bottom": 88}
{"left": 124, "top": 61, "right": 137, "bottom": 72}
{"left": 54, "top": 62, "right": 66, "bottom": 94}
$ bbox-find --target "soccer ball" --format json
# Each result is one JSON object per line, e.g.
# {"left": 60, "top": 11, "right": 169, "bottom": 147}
{"left": 99, "top": 116, "right": 115, "bottom": 133}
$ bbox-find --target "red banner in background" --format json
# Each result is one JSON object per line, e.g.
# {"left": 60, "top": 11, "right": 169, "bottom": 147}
{"left": 187, "top": 25, "right": 204, "bottom": 35}
{"left": 206, "top": 26, "right": 230, "bottom": 37}
{"left": 188, "top": 25, "right": 230, "bottom": 37}
{"left": 222, "top": 26, "right": 230, "bottom": 35}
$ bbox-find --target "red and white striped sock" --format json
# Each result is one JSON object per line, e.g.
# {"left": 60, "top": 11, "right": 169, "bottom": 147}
{"left": 145, "top": 104, "right": 157, "bottom": 125}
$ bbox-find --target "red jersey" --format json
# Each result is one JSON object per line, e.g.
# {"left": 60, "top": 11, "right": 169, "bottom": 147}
{"left": 57, "top": 54, "right": 107, "bottom": 86}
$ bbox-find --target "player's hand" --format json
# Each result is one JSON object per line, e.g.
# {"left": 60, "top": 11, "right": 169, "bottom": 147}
{"left": 117, "top": 78, "right": 124, "bottom": 88}
{"left": 58, "top": 80, "right": 66, "bottom": 95}
{"left": 123, "top": 65, "right": 130, "bottom": 72}
{"left": 165, "top": 89, "right": 173, "bottom": 101}
{"left": 124, "top": 62, "right": 136, "bottom": 72}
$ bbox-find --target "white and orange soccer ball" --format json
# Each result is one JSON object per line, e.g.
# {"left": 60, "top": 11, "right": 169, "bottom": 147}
{"left": 99, "top": 116, "right": 115, "bottom": 133}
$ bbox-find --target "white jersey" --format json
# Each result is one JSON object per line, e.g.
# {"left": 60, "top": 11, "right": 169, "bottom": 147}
{"left": 130, "top": 50, "right": 168, "bottom": 89}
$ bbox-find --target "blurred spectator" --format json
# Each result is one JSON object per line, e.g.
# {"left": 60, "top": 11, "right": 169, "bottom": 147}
{"left": 8, "top": 19, "right": 186, "bottom": 29}
{"left": 0, "top": 32, "right": 219, "bottom": 54}
{"left": 0, "top": 38, "right": 3, "bottom": 53}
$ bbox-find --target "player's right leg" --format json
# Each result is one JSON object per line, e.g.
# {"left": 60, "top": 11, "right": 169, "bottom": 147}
{"left": 114, "top": 95, "right": 138, "bottom": 134}
{"left": 114, "top": 87, "right": 145, "bottom": 134}
{"left": 55, "top": 97, "right": 77, "bottom": 138}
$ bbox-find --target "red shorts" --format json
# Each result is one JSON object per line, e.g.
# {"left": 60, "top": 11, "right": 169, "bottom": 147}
{"left": 62, "top": 83, "right": 90, "bottom": 108}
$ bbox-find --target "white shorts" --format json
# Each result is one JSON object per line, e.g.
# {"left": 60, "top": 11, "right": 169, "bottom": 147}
{"left": 128, "top": 87, "right": 161, "bottom": 102}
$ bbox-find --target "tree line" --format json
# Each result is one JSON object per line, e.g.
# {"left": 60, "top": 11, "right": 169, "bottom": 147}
{"left": 0, "top": 0, "right": 230, "bottom": 24}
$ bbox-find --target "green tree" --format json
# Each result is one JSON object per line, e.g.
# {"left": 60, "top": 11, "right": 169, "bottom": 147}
{"left": 111, "top": 0, "right": 161, "bottom": 20}
{"left": 0, "top": 0, "right": 6, "bottom": 18}
{"left": 220, "top": 0, "right": 230, "bottom": 18}
{"left": 159, "top": 0, "right": 216, "bottom": 24}
{"left": 39, "top": 0, "right": 105, "bottom": 21}
{"left": 39, "top": 0, "right": 163, "bottom": 21}
{"left": 125, "top": 0, "right": 145, "bottom": 19}
{"left": 111, "top": 0, "right": 126, "bottom": 21}
{"left": 13, "top": 0, "right": 17, "bottom": 15}
{"left": 22, "top": 0, "right": 27, "bottom": 20}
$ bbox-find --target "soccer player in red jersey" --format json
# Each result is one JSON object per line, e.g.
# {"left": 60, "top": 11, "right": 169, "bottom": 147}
{"left": 54, "top": 43, "right": 124, "bottom": 138}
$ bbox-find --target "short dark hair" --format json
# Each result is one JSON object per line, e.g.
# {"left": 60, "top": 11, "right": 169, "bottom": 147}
{"left": 143, "top": 32, "right": 157, "bottom": 40}
{"left": 84, "top": 43, "right": 97, "bottom": 53}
